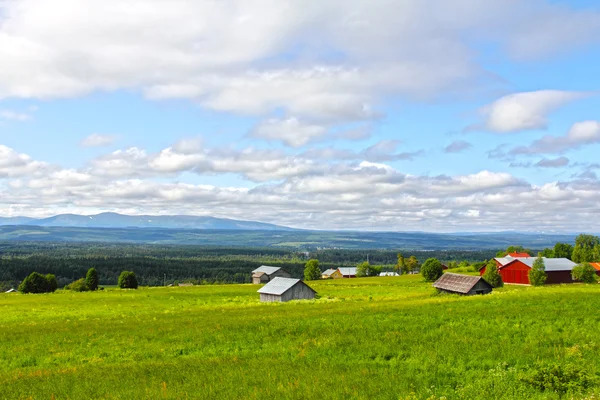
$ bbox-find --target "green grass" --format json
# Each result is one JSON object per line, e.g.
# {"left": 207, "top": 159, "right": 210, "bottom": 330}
{"left": 1, "top": 276, "right": 600, "bottom": 399}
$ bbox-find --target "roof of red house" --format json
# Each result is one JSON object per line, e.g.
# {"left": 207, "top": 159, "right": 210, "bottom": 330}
{"left": 507, "top": 252, "right": 531, "bottom": 258}
{"left": 495, "top": 257, "right": 576, "bottom": 272}
{"left": 590, "top": 262, "right": 600, "bottom": 271}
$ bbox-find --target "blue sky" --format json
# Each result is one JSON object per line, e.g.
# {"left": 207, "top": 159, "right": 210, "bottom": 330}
{"left": 0, "top": 0, "right": 599, "bottom": 232}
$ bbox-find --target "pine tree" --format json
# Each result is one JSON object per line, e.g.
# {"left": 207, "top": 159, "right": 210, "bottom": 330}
{"left": 528, "top": 255, "right": 547, "bottom": 286}
{"left": 85, "top": 267, "right": 99, "bottom": 291}
{"left": 482, "top": 260, "right": 503, "bottom": 288}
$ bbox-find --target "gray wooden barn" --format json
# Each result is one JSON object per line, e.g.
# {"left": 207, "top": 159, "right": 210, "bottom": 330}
{"left": 251, "top": 265, "right": 291, "bottom": 284}
{"left": 257, "top": 277, "right": 316, "bottom": 302}
{"left": 433, "top": 273, "right": 493, "bottom": 295}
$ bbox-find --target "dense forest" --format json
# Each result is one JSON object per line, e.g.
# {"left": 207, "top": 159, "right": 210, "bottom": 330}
{"left": 0, "top": 242, "right": 498, "bottom": 290}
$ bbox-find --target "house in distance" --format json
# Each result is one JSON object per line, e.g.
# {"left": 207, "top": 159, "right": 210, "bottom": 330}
{"left": 321, "top": 269, "right": 342, "bottom": 279}
{"left": 433, "top": 273, "right": 493, "bottom": 295}
{"left": 251, "top": 265, "right": 291, "bottom": 284}
{"left": 336, "top": 267, "right": 357, "bottom": 278}
{"left": 257, "top": 277, "right": 316, "bottom": 302}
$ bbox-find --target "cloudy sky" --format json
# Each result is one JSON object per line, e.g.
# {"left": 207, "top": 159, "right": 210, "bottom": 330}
{"left": 1, "top": 0, "right": 599, "bottom": 232}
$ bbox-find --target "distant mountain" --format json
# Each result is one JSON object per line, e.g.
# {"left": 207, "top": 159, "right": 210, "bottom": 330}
{"left": 0, "top": 212, "right": 295, "bottom": 231}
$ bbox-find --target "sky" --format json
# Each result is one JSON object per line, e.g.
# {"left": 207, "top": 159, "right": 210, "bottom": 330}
{"left": 0, "top": 0, "right": 600, "bottom": 232}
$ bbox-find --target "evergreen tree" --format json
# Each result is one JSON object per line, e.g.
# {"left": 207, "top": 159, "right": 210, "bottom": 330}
{"left": 85, "top": 267, "right": 99, "bottom": 291}
{"left": 421, "top": 258, "right": 443, "bottom": 282}
{"left": 482, "top": 260, "right": 503, "bottom": 288}
{"left": 528, "top": 255, "right": 547, "bottom": 286}
{"left": 118, "top": 271, "right": 138, "bottom": 289}
{"left": 303, "top": 259, "right": 321, "bottom": 281}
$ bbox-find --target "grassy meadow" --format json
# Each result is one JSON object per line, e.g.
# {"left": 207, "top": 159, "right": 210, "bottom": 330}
{"left": 1, "top": 276, "right": 600, "bottom": 399}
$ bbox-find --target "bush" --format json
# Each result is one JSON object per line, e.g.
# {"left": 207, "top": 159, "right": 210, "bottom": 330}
{"left": 118, "top": 271, "right": 138, "bottom": 289}
{"left": 521, "top": 363, "right": 594, "bottom": 395}
{"left": 421, "top": 258, "right": 443, "bottom": 282}
{"left": 482, "top": 260, "right": 503, "bottom": 288}
{"left": 66, "top": 278, "right": 90, "bottom": 292}
{"left": 85, "top": 267, "right": 99, "bottom": 291}
{"left": 304, "top": 259, "right": 321, "bottom": 281}
{"left": 528, "top": 255, "right": 547, "bottom": 286}
{"left": 571, "top": 263, "right": 598, "bottom": 284}
{"left": 356, "top": 262, "right": 382, "bottom": 277}
{"left": 18, "top": 272, "right": 58, "bottom": 294}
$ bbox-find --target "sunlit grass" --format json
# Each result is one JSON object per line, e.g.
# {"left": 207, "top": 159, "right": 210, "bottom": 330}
{"left": 1, "top": 276, "right": 599, "bottom": 399}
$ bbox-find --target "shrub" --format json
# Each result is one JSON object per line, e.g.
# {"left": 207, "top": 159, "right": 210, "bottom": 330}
{"left": 521, "top": 363, "right": 594, "bottom": 395}
{"left": 482, "top": 260, "right": 503, "bottom": 288}
{"left": 571, "top": 262, "right": 598, "bottom": 284}
{"left": 66, "top": 278, "right": 90, "bottom": 292}
{"left": 304, "top": 259, "right": 321, "bottom": 281}
{"left": 356, "top": 262, "right": 382, "bottom": 277}
{"left": 528, "top": 255, "right": 547, "bottom": 286}
{"left": 85, "top": 267, "right": 99, "bottom": 291}
{"left": 18, "top": 272, "right": 58, "bottom": 294}
{"left": 118, "top": 271, "right": 138, "bottom": 289}
{"left": 421, "top": 258, "right": 443, "bottom": 282}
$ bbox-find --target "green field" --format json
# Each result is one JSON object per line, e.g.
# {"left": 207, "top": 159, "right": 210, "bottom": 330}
{"left": 1, "top": 276, "right": 600, "bottom": 399}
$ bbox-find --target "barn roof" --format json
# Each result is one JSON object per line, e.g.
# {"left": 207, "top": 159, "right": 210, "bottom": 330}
{"left": 497, "top": 257, "right": 576, "bottom": 272}
{"left": 590, "top": 262, "right": 600, "bottom": 271}
{"left": 338, "top": 267, "right": 357, "bottom": 276}
{"left": 322, "top": 269, "right": 337, "bottom": 276}
{"left": 257, "top": 277, "right": 315, "bottom": 296}
{"left": 252, "top": 265, "right": 282, "bottom": 275}
{"left": 507, "top": 252, "right": 531, "bottom": 258}
{"left": 433, "top": 273, "right": 490, "bottom": 294}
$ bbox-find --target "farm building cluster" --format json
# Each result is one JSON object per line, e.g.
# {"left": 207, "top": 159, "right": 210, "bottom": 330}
{"left": 478, "top": 252, "right": 599, "bottom": 285}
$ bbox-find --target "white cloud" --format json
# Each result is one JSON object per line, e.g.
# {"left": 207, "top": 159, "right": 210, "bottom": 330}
{"left": 513, "top": 120, "right": 600, "bottom": 154}
{"left": 250, "top": 117, "right": 328, "bottom": 147}
{"left": 473, "top": 90, "right": 590, "bottom": 133}
{"left": 80, "top": 134, "right": 118, "bottom": 147}
{"left": 0, "top": 109, "right": 31, "bottom": 121}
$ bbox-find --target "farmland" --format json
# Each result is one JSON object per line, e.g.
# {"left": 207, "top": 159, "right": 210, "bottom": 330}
{"left": 1, "top": 276, "right": 600, "bottom": 399}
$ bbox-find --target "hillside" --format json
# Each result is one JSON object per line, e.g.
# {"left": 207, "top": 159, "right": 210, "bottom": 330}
{"left": 1, "top": 276, "right": 599, "bottom": 399}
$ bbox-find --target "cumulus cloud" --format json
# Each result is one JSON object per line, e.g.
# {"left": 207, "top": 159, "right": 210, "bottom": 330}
{"left": 80, "top": 134, "right": 118, "bottom": 147}
{"left": 250, "top": 117, "right": 328, "bottom": 147}
{"left": 471, "top": 90, "right": 590, "bottom": 133}
{"left": 444, "top": 140, "right": 472, "bottom": 153}
{"left": 513, "top": 121, "right": 600, "bottom": 154}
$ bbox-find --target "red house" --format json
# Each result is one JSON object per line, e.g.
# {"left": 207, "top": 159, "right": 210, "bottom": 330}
{"left": 480, "top": 256, "right": 577, "bottom": 285}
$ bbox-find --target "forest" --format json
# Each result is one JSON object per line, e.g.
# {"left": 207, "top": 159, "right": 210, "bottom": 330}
{"left": 0, "top": 242, "right": 497, "bottom": 289}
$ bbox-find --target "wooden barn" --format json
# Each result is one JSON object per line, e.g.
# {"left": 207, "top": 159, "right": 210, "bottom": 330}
{"left": 251, "top": 266, "right": 291, "bottom": 284}
{"left": 480, "top": 256, "right": 577, "bottom": 285}
{"left": 321, "top": 269, "right": 342, "bottom": 279}
{"left": 433, "top": 273, "right": 493, "bottom": 295}
{"left": 257, "top": 277, "right": 316, "bottom": 302}
{"left": 336, "top": 267, "right": 357, "bottom": 278}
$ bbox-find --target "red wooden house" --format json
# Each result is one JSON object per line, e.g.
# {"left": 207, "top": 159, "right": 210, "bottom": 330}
{"left": 480, "top": 256, "right": 577, "bottom": 284}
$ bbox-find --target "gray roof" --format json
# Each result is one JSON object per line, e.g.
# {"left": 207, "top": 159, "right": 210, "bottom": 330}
{"left": 495, "top": 257, "right": 576, "bottom": 271}
{"left": 433, "top": 273, "right": 490, "bottom": 294}
{"left": 5, "top": 288, "right": 16, "bottom": 293}
{"left": 322, "top": 269, "right": 336, "bottom": 276}
{"left": 257, "top": 277, "right": 315, "bottom": 296}
{"left": 338, "top": 267, "right": 357, "bottom": 276}
{"left": 252, "top": 265, "right": 282, "bottom": 275}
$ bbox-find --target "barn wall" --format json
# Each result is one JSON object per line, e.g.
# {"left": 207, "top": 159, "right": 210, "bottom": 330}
{"left": 479, "top": 266, "right": 486, "bottom": 276}
{"left": 546, "top": 271, "right": 574, "bottom": 284}
{"left": 500, "top": 261, "right": 530, "bottom": 284}
{"left": 260, "top": 293, "right": 282, "bottom": 302}
{"left": 468, "top": 280, "right": 493, "bottom": 295}
{"left": 332, "top": 271, "right": 344, "bottom": 279}
{"left": 281, "top": 283, "right": 315, "bottom": 302}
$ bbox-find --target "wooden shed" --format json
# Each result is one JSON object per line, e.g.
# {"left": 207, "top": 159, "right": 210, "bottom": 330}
{"left": 433, "top": 273, "right": 493, "bottom": 295}
{"left": 251, "top": 265, "right": 291, "bottom": 284}
{"left": 257, "top": 277, "right": 316, "bottom": 302}
{"left": 322, "top": 269, "right": 341, "bottom": 279}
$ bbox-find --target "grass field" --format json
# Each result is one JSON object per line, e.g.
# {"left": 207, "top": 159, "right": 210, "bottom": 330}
{"left": 1, "top": 276, "right": 600, "bottom": 399}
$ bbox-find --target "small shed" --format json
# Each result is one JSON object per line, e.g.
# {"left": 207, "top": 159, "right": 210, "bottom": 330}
{"left": 251, "top": 265, "right": 291, "bottom": 284}
{"left": 379, "top": 272, "right": 399, "bottom": 276}
{"left": 433, "top": 273, "right": 493, "bottom": 295}
{"left": 321, "top": 269, "right": 338, "bottom": 279}
{"left": 257, "top": 277, "right": 316, "bottom": 302}
{"left": 336, "top": 267, "right": 357, "bottom": 278}
{"left": 5, "top": 288, "right": 17, "bottom": 293}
